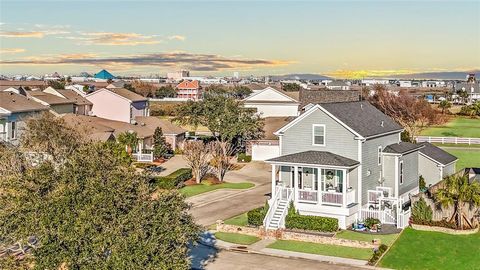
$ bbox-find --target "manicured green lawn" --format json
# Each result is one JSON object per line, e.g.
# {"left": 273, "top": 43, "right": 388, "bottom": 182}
{"left": 335, "top": 230, "right": 399, "bottom": 246}
{"left": 420, "top": 117, "right": 480, "bottom": 138}
{"left": 380, "top": 228, "right": 480, "bottom": 270}
{"left": 267, "top": 240, "right": 372, "bottom": 260}
{"left": 214, "top": 232, "right": 260, "bottom": 245}
{"left": 224, "top": 212, "right": 248, "bottom": 226}
{"left": 443, "top": 148, "right": 480, "bottom": 170}
{"left": 179, "top": 182, "right": 254, "bottom": 197}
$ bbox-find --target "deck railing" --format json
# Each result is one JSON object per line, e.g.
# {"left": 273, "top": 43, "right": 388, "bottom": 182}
{"left": 132, "top": 152, "right": 153, "bottom": 162}
{"left": 321, "top": 191, "right": 343, "bottom": 205}
{"left": 415, "top": 136, "right": 480, "bottom": 145}
{"left": 298, "top": 190, "right": 318, "bottom": 203}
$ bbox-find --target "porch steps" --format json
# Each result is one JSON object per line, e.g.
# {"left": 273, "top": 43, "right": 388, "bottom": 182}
{"left": 267, "top": 200, "right": 288, "bottom": 229}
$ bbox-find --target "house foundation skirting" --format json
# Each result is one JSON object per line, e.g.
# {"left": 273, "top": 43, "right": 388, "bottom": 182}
{"left": 216, "top": 220, "right": 375, "bottom": 248}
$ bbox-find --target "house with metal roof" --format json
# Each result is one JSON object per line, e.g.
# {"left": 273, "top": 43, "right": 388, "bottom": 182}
{"left": 262, "top": 101, "right": 457, "bottom": 230}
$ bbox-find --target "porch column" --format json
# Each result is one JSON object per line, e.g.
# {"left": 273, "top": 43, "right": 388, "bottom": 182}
{"left": 293, "top": 165, "right": 299, "bottom": 203}
{"left": 271, "top": 164, "right": 276, "bottom": 199}
{"left": 317, "top": 167, "right": 322, "bottom": 206}
{"left": 342, "top": 169, "right": 347, "bottom": 207}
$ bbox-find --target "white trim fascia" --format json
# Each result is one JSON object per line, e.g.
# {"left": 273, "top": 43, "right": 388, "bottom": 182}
{"left": 265, "top": 161, "right": 359, "bottom": 170}
{"left": 312, "top": 124, "right": 326, "bottom": 147}
{"left": 394, "top": 156, "right": 399, "bottom": 198}
{"left": 0, "top": 108, "right": 12, "bottom": 116}
{"left": 86, "top": 88, "right": 132, "bottom": 103}
{"left": 364, "top": 129, "right": 404, "bottom": 140}
{"left": 274, "top": 104, "right": 365, "bottom": 139}
{"left": 418, "top": 151, "right": 458, "bottom": 167}
{"left": 242, "top": 87, "right": 298, "bottom": 103}
{"left": 357, "top": 139, "right": 363, "bottom": 206}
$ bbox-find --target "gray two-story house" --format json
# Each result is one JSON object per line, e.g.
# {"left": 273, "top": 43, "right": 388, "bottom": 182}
{"left": 264, "top": 101, "right": 455, "bottom": 229}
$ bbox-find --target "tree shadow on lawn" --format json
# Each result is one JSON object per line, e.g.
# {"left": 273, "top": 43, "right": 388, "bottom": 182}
{"left": 189, "top": 231, "right": 219, "bottom": 270}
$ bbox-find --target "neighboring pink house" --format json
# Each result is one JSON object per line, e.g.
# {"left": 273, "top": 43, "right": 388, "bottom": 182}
{"left": 86, "top": 88, "right": 149, "bottom": 123}
{"left": 176, "top": 80, "right": 202, "bottom": 100}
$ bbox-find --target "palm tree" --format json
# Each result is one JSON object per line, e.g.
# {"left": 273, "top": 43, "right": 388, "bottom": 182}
{"left": 117, "top": 131, "right": 139, "bottom": 154}
{"left": 435, "top": 173, "right": 480, "bottom": 229}
{"left": 438, "top": 100, "right": 451, "bottom": 114}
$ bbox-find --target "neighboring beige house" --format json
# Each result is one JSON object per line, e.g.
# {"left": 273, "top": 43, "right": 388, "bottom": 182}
{"left": 86, "top": 88, "right": 149, "bottom": 124}
{"left": 0, "top": 92, "right": 49, "bottom": 145}
{"left": 135, "top": 116, "right": 186, "bottom": 150}
{"left": 43, "top": 87, "right": 93, "bottom": 115}
{"left": 247, "top": 117, "right": 293, "bottom": 161}
{"left": 27, "top": 90, "right": 76, "bottom": 115}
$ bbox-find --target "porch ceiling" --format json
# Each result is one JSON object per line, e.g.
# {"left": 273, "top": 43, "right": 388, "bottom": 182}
{"left": 266, "top": 150, "right": 359, "bottom": 168}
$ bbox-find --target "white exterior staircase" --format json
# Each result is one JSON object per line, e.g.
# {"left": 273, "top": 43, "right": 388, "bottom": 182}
{"left": 264, "top": 187, "right": 293, "bottom": 230}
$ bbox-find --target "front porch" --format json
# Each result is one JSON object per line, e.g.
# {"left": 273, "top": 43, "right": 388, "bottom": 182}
{"left": 272, "top": 165, "right": 357, "bottom": 208}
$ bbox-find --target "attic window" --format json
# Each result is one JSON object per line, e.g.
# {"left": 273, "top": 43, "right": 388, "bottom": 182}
{"left": 312, "top": 124, "right": 325, "bottom": 146}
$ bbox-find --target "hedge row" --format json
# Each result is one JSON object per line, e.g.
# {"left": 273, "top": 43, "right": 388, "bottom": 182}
{"left": 247, "top": 201, "right": 269, "bottom": 226}
{"left": 368, "top": 244, "right": 388, "bottom": 266}
{"left": 285, "top": 202, "right": 338, "bottom": 232}
{"left": 237, "top": 153, "right": 252, "bottom": 163}
{"left": 154, "top": 168, "right": 192, "bottom": 190}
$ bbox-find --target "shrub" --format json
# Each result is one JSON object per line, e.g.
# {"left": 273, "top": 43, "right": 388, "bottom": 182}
{"left": 368, "top": 244, "right": 388, "bottom": 266}
{"left": 364, "top": 218, "right": 381, "bottom": 229}
{"left": 154, "top": 168, "right": 192, "bottom": 190}
{"left": 237, "top": 153, "right": 252, "bottom": 163}
{"left": 412, "top": 218, "right": 458, "bottom": 229}
{"left": 132, "top": 162, "right": 155, "bottom": 169}
{"left": 419, "top": 175, "right": 426, "bottom": 191}
{"left": 247, "top": 206, "right": 267, "bottom": 227}
{"left": 285, "top": 202, "right": 338, "bottom": 232}
{"left": 411, "top": 197, "right": 433, "bottom": 223}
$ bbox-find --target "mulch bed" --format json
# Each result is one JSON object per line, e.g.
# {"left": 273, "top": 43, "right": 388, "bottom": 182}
{"left": 184, "top": 174, "right": 223, "bottom": 186}
{"left": 351, "top": 224, "right": 402, "bottom": 235}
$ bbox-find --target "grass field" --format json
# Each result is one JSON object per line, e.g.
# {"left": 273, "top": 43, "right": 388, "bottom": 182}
{"left": 443, "top": 148, "right": 480, "bottom": 170}
{"left": 214, "top": 232, "right": 260, "bottom": 245}
{"left": 267, "top": 240, "right": 373, "bottom": 260}
{"left": 179, "top": 182, "right": 254, "bottom": 197}
{"left": 421, "top": 117, "right": 480, "bottom": 138}
{"left": 224, "top": 212, "right": 248, "bottom": 226}
{"left": 335, "top": 230, "right": 399, "bottom": 247}
{"left": 380, "top": 228, "right": 480, "bottom": 270}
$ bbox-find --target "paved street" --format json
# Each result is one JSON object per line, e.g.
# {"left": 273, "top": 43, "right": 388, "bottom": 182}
{"left": 205, "top": 250, "right": 366, "bottom": 270}
{"left": 189, "top": 162, "right": 272, "bottom": 226}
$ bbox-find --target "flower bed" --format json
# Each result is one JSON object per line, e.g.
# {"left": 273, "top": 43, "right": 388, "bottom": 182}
{"left": 411, "top": 223, "right": 479, "bottom": 235}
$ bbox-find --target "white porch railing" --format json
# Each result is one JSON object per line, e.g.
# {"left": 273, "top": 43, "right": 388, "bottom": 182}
{"left": 415, "top": 136, "right": 480, "bottom": 145}
{"left": 263, "top": 187, "right": 281, "bottom": 227}
{"left": 264, "top": 187, "right": 293, "bottom": 229}
{"left": 321, "top": 191, "right": 343, "bottom": 205}
{"left": 132, "top": 152, "right": 153, "bottom": 162}
{"left": 298, "top": 190, "right": 318, "bottom": 203}
{"left": 359, "top": 208, "right": 396, "bottom": 225}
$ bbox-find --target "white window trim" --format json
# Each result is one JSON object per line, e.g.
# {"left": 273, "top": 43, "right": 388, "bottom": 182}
{"left": 378, "top": 146, "right": 382, "bottom": 166}
{"left": 312, "top": 124, "right": 326, "bottom": 146}
{"left": 399, "top": 160, "right": 404, "bottom": 185}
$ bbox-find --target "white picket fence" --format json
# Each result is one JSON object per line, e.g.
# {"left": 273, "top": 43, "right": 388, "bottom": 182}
{"left": 358, "top": 207, "right": 411, "bottom": 228}
{"left": 415, "top": 136, "right": 480, "bottom": 145}
{"left": 397, "top": 209, "right": 411, "bottom": 229}
{"left": 132, "top": 152, "right": 153, "bottom": 162}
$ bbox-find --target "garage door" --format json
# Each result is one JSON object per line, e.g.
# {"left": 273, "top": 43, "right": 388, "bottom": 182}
{"left": 251, "top": 144, "right": 280, "bottom": 161}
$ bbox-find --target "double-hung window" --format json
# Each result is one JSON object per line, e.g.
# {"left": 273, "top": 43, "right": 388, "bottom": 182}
{"left": 312, "top": 124, "right": 325, "bottom": 146}
{"left": 399, "top": 161, "right": 404, "bottom": 185}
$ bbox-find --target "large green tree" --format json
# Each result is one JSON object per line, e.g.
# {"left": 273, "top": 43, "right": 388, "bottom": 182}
{"left": 0, "top": 142, "right": 200, "bottom": 269}
{"left": 153, "top": 127, "right": 170, "bottom": 159}
{"left": 174, "top": 95, "right": 264, "bottom": 146}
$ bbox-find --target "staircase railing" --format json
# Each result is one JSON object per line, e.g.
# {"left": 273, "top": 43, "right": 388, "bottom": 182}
{"left": 278, "top": 189, "right": 293, "bottom": 228}
{"left": 263, "top": 186, "right": 281, "bottom": 228}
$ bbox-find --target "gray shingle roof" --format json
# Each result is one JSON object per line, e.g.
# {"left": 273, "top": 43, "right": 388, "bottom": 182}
{"left": 266, "top": 150, "right": 359, "bottom": 167}
{"left": 419, "top": 142, "right": 457, "bottom": 165}
{"left": 383, "top": 142, "right": 423, "bottom": 154}
{"left": 320, "top": 101, "right": 403, "bottom": 138}
{"left": 299, "top": 89, "right": 360, "bottom": 108}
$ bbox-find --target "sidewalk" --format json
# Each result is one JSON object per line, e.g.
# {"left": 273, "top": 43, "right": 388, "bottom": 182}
{"left": 212, "top": 235, "right": 372, "bottom": 269}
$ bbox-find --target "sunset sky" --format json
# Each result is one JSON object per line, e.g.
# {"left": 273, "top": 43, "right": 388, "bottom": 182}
{"left": 0, "top": 0, "right": 479, "bottom": 78}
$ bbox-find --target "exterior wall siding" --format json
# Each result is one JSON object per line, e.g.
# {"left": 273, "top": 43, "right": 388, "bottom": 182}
{"left": 51, "top": 104, "right": 74, "bottom": 114}
{"left": 418, "top": 155, "right": 442, "bottom": 187}
{"left": 244, "top": 103, "right": 298, "bottom": 117}
{"left": 443, "top": 163, "right": 456, "bottom": 178}
{"left": 361, "top": 133, "right": 400, "bottom": 204}
{"left": 86, "top": 91, "right": 131, "bottom": 123}
{"left": 383, "top": 155, "right": 397, "bottom": 194}
{"left": 398, "top": 151, "right": 419, "bottom": 196}
{"left": 281, "top": 109, "right": 358, "bottom": 160}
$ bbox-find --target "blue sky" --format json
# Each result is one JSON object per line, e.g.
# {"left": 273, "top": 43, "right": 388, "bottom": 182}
{"left": 0, "top": 0, "right": 479, "bottom": 77}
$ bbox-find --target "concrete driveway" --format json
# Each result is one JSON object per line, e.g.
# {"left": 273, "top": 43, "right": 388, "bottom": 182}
{"left": 188, "top": 161, "right": 271, "bottom": 226}
{"left": 157, "top": 155, "right": 188, "bottom": 176}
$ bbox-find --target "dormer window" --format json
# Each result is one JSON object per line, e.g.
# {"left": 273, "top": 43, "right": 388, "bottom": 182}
{"left": 312, "top": 124, "right": 325, "bottom": 146}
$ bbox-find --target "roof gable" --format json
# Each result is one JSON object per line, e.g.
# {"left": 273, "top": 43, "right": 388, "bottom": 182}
{"left": 244, "top": 87, "right": 298, "bottom": 103}
{"left": 86, "top": 88, "right": 147, "bottom": 103}
{"left": 176, "top": 80, "right": 199, "bottom": 89}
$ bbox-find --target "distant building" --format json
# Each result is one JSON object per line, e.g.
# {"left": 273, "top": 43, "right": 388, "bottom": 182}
{"left": 325, "top": 81, "right": 350, "bottom": 90}
{"left": 167, "top": 70, "right": 190, "bottom": 82}
{"left": 94, "top": 69, "right": 116, "bottom": 80}
{"left": 175, "top": 80, "right": 202, "bottom": 100}
{"left": 361, "top": 79, "right": 389, "bottom": 86}
{"left": 398, "top": 80, "right": 412, "bottom": 87}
